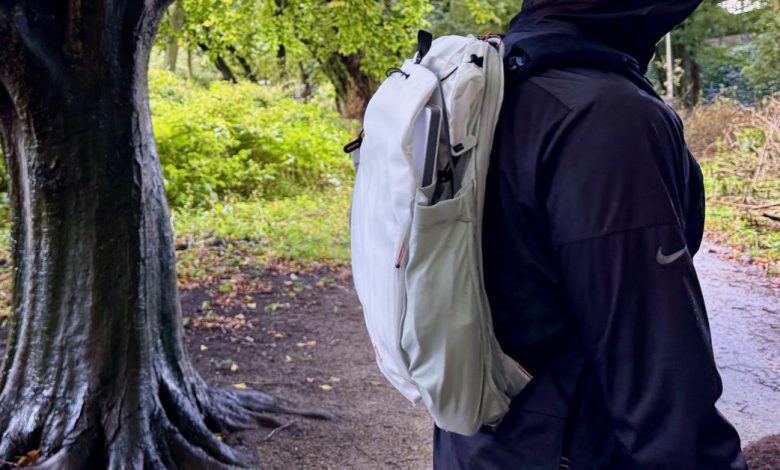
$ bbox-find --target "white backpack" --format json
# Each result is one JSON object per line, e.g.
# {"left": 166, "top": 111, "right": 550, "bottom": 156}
{"left": 348, "top": 32, "right": 531, "bottom": 436}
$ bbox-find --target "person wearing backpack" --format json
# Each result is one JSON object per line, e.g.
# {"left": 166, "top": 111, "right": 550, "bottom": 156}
{"left": 433, "top": 1, "right": 747, "bottom": 469}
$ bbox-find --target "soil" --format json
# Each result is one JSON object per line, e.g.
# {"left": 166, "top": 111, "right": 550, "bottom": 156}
{"left": 179, "top": 266, "right": 433, "bottom": 470}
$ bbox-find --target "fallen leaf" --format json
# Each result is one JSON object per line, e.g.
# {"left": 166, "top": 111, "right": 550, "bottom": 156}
{"left": 319, "top": 384, "right": 333, "bottom": 391}
{"left": 306, "top": 377, "right": 315, "bottom": 383}
{"left": 264, "top": 302, "right": 290, "bottom": 312}
{"left": 232, "top": 383, "right": 247, "bottom": 390}
{"left": 200, "top": 344, "right": 209, "bottom": 351}
{"left": 15, "top": 449, "right": 41, "bottom": 467}
{"left": 216, "top": 359, "right": 238, "bottom": 371}
{"left": 230, "top": 363, "right": 240, "bottom": 372}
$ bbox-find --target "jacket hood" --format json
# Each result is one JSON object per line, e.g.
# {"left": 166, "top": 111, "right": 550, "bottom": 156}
{"left": 509, "top": 0, "right": 703, "bottom": 72}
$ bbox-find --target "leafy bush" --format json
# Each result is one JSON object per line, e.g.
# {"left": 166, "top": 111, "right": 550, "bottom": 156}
{"left": 150, "top": 69, "right": 354, "bottom": 208}
{"left": 684, "top": 98, "right": 753, "bottom": 159}
{"left": 688, "top": 97, "right": 780, "bottom": 271}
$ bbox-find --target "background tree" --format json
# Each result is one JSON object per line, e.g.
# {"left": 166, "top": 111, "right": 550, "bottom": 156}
{"left": 165, "top": 0, "right": 187, "bottom": 72}
{"left": 651, "top": 0, "right": 777, "bottom": 106}
{"left": 428, "top": 0, "right": 514, "bottom": 36}
{"left": 0, "top": 2, "right": 329, "bottom": 468}
{"left": 743, "top": 0, "right": 780, "bottom": 95}
{"left": 165, "top": 0, "right": 428, "bottom": 119}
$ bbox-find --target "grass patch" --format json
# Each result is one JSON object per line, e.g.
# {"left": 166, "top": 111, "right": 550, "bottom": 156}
{"left": 173, "top": 187, "right": 350, "bottom": 264}
{"left": 172, "top": 188, "right": 352, "bottom": 285}
{"left": 692, "top": 97, "right": 780, "bottom": 274}
{"left": 703, "top": 196, "right": 780, "bottom": 275}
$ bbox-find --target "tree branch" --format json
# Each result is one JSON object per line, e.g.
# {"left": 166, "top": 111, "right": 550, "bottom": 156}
{"left": 227, "top": 46, "right": 256, "bottom": 81}
{"left": 198, "top": 43, "right": 237, "bottom": 83}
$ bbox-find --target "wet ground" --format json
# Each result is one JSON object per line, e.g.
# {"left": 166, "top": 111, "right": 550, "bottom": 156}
{"left": 698, "top": 241, "right": 780, "bottom": 445}
{"left": 0, "top": 239, "right": 775, "bottom": 468}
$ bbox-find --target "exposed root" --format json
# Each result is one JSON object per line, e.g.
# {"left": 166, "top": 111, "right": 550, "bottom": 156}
{"left": 207, "top": 387, "right": 336, "bottom": 432}
{"left": 0, "top": 382, "right": 334, "bottom": 470}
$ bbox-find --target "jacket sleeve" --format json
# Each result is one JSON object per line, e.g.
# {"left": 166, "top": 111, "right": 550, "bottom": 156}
{"left": 556, "top": 226, "right": 745, "bottom": 469}
{"left": 545, "top": 96, "right": 746, "bottom": 469}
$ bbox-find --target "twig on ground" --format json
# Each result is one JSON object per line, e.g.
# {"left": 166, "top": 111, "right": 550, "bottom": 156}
{"left": 712, "top": 200, "right": 780, "bottom": 210}
{"left": 262, "top": 420, "right": 296, "bottom": 442}
{"left": 763, "top": 213, "right": 780, "bottom": 223}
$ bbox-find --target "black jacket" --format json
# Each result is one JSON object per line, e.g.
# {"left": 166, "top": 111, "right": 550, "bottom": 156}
{"left": 433, "top": 4, "right": 747, "bottom": 470}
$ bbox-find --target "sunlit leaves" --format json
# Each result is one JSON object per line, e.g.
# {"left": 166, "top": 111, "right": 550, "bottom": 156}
{"left": 148, "top": 70, "right": 353, "bottom": 208}
{"left": 173, "top": 0, "right": 431, "bottom": 84}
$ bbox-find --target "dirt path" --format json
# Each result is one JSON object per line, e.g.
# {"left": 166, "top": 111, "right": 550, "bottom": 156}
{"left": 187, "top": 238, "right": 778, "bottom": 468}
{"left": 0, "top": 238, "right": 775, "bottom": 468}
{"left": 696, "top": 241, "right": 780, "bottom": 445}
{"left": 180, "top": 267, "right": 433, "bottom": 470}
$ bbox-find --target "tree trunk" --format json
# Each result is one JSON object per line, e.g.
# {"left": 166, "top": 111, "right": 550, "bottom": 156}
{"left": 690, "top": 58, "right": 701, "bottom": 107}
{"left": 321, "top": 53, "right": 375, "bottom": 121}
{"left": 198, "top": 44, "right": 238, "bottom": 83}
{"left": 187, "top": 48, "right": 194, "bottom": 81}
{"left": 227, "top": 46, "right": 258, "bottom": 82}
{"left": 0, "top": 3, "right": 328, "bottom": 469}
{"left": 165, "top": 0, "right": 186, "bottom": 73}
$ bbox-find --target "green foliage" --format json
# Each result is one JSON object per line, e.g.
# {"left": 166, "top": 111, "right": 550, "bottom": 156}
{"left": 688, "top": 97, "right": 780, "bottom": 271}
{"left": 661, "top": 1, "right": 780, "bottom": 104}
{"left": 149, "top": 69, "right": 353, "bottom": 208}
{"left": 155, "top": 0, "right": 524, "bottom": 113}
{"left": 743, "top": 6, "right": 780, "bottom": 95}
{"left": 173, "top": 186, "right": 352, "bottom": 264}
{"left": 702, "top": 164, "right": 780, "bottom": 272}
{"left": 0, "top": 148, "right": 5, "bottom": 194}
{"left": 168, "top": 0, "right": 430, "bottom": 84}
{"left": 428, "top": 0, "right": 515, "bottom": 36}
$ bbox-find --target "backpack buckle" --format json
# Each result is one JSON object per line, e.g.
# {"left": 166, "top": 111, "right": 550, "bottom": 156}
{"left": 451, "top": 135, "right": 477, "bottom": 157}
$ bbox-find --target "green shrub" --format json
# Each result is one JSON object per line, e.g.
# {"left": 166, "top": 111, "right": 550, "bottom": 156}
{"left": 173, "top": 186, "right": 352, "bottom": 264}
{"left": 690, "top": 97, "right": 780, "bottom": 271}
{"left": 150, "top": 70, "right": 354, "bottom": 208}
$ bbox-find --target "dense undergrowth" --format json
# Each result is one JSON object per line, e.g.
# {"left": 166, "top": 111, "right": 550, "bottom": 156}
{"left": 149, "top": 70, "right": 354, "bottom": 209}
{"left": 686, "top": 97, "right": 780, "bottom": 274}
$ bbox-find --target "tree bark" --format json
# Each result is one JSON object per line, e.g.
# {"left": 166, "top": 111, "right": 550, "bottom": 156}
{"left": 227, "top": 46, "right": 258, "bottom": 82}
{"left": 321, "top": 53, "right": 375, "bottom": 121}
{"left": 198, "top": 43, "right": 238, "bottom": 83}
{"left": 165, "top": 0, "right": 186, "bottom": 72}
{"left": 0, "top": 2, "right": 328, "bottom": 468}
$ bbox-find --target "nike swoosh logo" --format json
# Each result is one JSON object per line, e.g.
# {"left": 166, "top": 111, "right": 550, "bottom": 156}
{"left": 656, "top": 246, "right": 689, "bottom": 265}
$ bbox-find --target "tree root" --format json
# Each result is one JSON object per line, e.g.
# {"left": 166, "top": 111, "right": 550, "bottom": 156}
{"left": 0, "top": 380, "right": 335, "bottom": 470}
{"left": 206, "top": 387, "right": 335, "bottom": 432}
